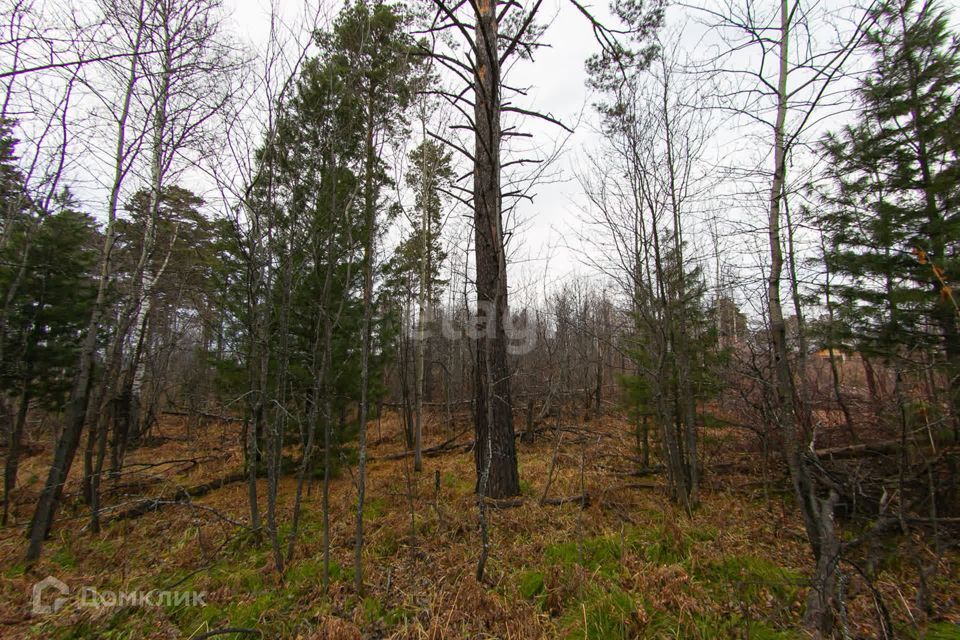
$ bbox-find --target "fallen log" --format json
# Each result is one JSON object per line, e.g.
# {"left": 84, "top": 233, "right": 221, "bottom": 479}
{"left": 373, "top": 422, "right": 618, "bottom": 462}
{"left": 599, "top": 482, "right": 661, "bottom": 494}
{"left": 161, "top": 409, "right": 242, "bottom": 422}
{"left": 374, "top": 440, "right": 473, "bottom": 461}
{"left": 102, "top": 469, "right": 248, "bottom": 524}
{"left": 371, "top": 428, "right": 472, "bottom": 461}
{"left": 608, "top": 465, "right": 666, "bottom": 477}
{"left": 814, "top": 436, "right": 956, "bottom": 460}
{"left": 541, "top": 493, "right": 590, "bottom": 507}
{"left": 381, "top": 399, "right": 473, "bottom": 408}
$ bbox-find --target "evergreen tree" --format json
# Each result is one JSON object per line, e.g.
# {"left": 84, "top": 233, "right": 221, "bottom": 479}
{"left": 110, "top": 185, "right": 215, "bottom": 441}
{"left": 618, "top": 242, "right": 723, "bottom": 500}
{"left": 212, "top": 0, "right": 423, "bottom": 576}
{"left": 382, "top": 139, "right": 453, "bottom": 466}
{"left": 1, "top": 190, "right": 97, "bottom": 524}
{"left": 318, "top": 0, "right": 422, "bottom": 591}
{"left": 0, "top": 119, "right": 27, "bottom": 236}
{"left": 393, "top": 140, "right": 452, "bottom": 306}
{"left": 818, "top": 0, "right": 960, "bottom": 430}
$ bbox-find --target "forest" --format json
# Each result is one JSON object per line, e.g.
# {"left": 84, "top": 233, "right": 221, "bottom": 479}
{"left": 0, "top": 0, "right": 958, "bottom": 637}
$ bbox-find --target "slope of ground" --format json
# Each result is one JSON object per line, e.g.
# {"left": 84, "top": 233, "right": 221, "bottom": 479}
{"left": 0, "top": 411, "right": 957, "bottom": 639}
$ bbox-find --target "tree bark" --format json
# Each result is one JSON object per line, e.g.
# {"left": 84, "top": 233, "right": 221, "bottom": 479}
{"left": 3, "top": 382, "right": 30, "bottom": 525}
{"left": 24, "top": 0, "right": 149, "bottom": 562}
{"left": 472, "top": 0, "right": 520, "bottom": 499}
{"left": 26, "top": 313, "right": 98, "bottom": 560}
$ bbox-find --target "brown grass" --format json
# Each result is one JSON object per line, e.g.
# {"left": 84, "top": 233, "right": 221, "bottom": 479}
{"left": 0, "top": 410, "right": 956, "bottom": 639}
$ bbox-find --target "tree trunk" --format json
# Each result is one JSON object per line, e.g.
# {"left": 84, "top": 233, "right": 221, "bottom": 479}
{"left": 594, "top": 333, "right": 603, "bottom": 415}
{"left": 25, "top": 320, "right": 97, "bottom": 560}
{"left": 472, "top": 0, "right": 519, "bottom": 499}
{"left": 414, "top": 170, "right": 429, "bottom": 471}
{"left": 767, "top": 1, "right": 839, "bottom": 632}
{"left": 635, "top": 414, "right": 650, "bottom": 470}
{"left": 803, "top": 490, "right": 841, "bottom": 637}
{"left": 522, "top": 397, "right": 535, "bottom": 444}
{"left": 3, "top": 382, "right": 30, "bottom": 525}
{"left": 24, "top": 0, "right": 147, "bottom": 561}
{"left": 355, "top": 92, "right": 377, "bottom": 595}
{"left": 120, "top": 48, "right": 171, "bottom": 466}
{"left": 321, "top": 291, "right": 336, "bottom": 590}
{"left": 664, "top": 105, "right": 699, "bottom": 504}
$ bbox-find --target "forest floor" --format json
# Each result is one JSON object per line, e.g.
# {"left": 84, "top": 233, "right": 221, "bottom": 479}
{"left": 0, "top": 410, "right": 958, "bottom": 639}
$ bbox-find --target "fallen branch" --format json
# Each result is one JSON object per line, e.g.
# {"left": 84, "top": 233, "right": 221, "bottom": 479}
{"left": 381, "top": 399, "right": 473, "bottom": 408}
{"left": 372, "top": 428, "right": 472, "bottom": 460}
{"left": 161, "top": 409, "right": 242, "bottom": 422}
{"left": 372, "top": 422, "right": 613, "bottom": 463}
{"left": 599, "top": 482, "right": 661, "bottom": 494}
{"left": 814, "top": 434, "right": 956, "bottom": 460}
{"left": 607, "top": 465, "right": 665, "bottom": 477}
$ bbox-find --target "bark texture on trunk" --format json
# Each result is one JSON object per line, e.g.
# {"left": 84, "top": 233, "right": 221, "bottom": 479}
{"left": 472, "top": 0, "right": 519, "bottom": 499}
{"left": 26, "top": 305, "right": 99, "bottom": 560}
{"left": 3, "top": 383, "right": 29, "bottom": 525}
{"left": 24, "top": 0, "right": 148, "bottom": 559}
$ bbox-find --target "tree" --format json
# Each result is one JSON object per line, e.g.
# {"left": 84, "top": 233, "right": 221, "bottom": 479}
{"left": 215, "top": 0, "right": 421, "bottom": 583}
{"left": 818, "top": 0, "right": 960, "bottom": 437}
{"left": 102, "top": 185, "right": 212, "bottom": 475}
{"left": 581, "top": 36, "right": 716, "bottom": 508}
{"left": 423, "top": 0, "right": 665, "bottom": 512}
{"left": 25, "top": 0, "right": 233, "bottom": 562}
{"left": 0, "top": 119, "right": 26, "bottom": 233}
{"left": 417, "top": 0, "right": 665, "bottom": 582}
{"left": 1, "top": 192, "right": 96, "bottom": 525}
{"left": 396, "top": 139, "right": 452, "bottom": 471}
{"left": 74, "top": 0, "right": 152, "bottom": 523}
{"left": 697, "top": 0, "right": 882, "bottom": 631}
{"left": 253, "top": 39, "right": 368, "bottom": 576}
{"left": 318, "top": 0, "right": 422, "bottom": 594}
{"left": 115, "top": 0, "right": 234, "bottom": 476}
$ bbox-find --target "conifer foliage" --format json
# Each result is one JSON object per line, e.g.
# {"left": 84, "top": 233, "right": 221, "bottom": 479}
{"left": 819, "top": 0, "right": 960, "bottom": 428}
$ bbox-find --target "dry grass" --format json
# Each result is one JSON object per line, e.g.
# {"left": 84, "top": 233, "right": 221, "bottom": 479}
{"left": 0, "top": 410, "right": 957, "bottom": 639}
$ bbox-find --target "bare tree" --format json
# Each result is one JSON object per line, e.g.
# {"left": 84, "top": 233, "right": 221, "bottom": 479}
{"left": 577, "top": 35, "right": 718, "bottom": 508}
{"left": 82, "top": 0, "right": 153, "bottom": 532}
{"left": 692, "top": 0, "right": 879, "bottom": 631}
{"left": 25, "top": 0, "right": 235, "bottom": 562}
{"left": 0, "top": 1, "right": 82, "bottom": 525}
{"left": 419, "top": 0, "right": 664, "bottom": 519}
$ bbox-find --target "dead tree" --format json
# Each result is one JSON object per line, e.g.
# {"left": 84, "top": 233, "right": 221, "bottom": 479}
{"left": 420, "top": 0, "right": 663, "bottom": 501}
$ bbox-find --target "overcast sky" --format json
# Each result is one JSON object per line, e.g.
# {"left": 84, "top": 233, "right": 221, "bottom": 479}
{"left": 10, "top": 0, "right": 956, "bottom": 315}
{"left": 223, "top": 0, "right": 626, "bottom": 294}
